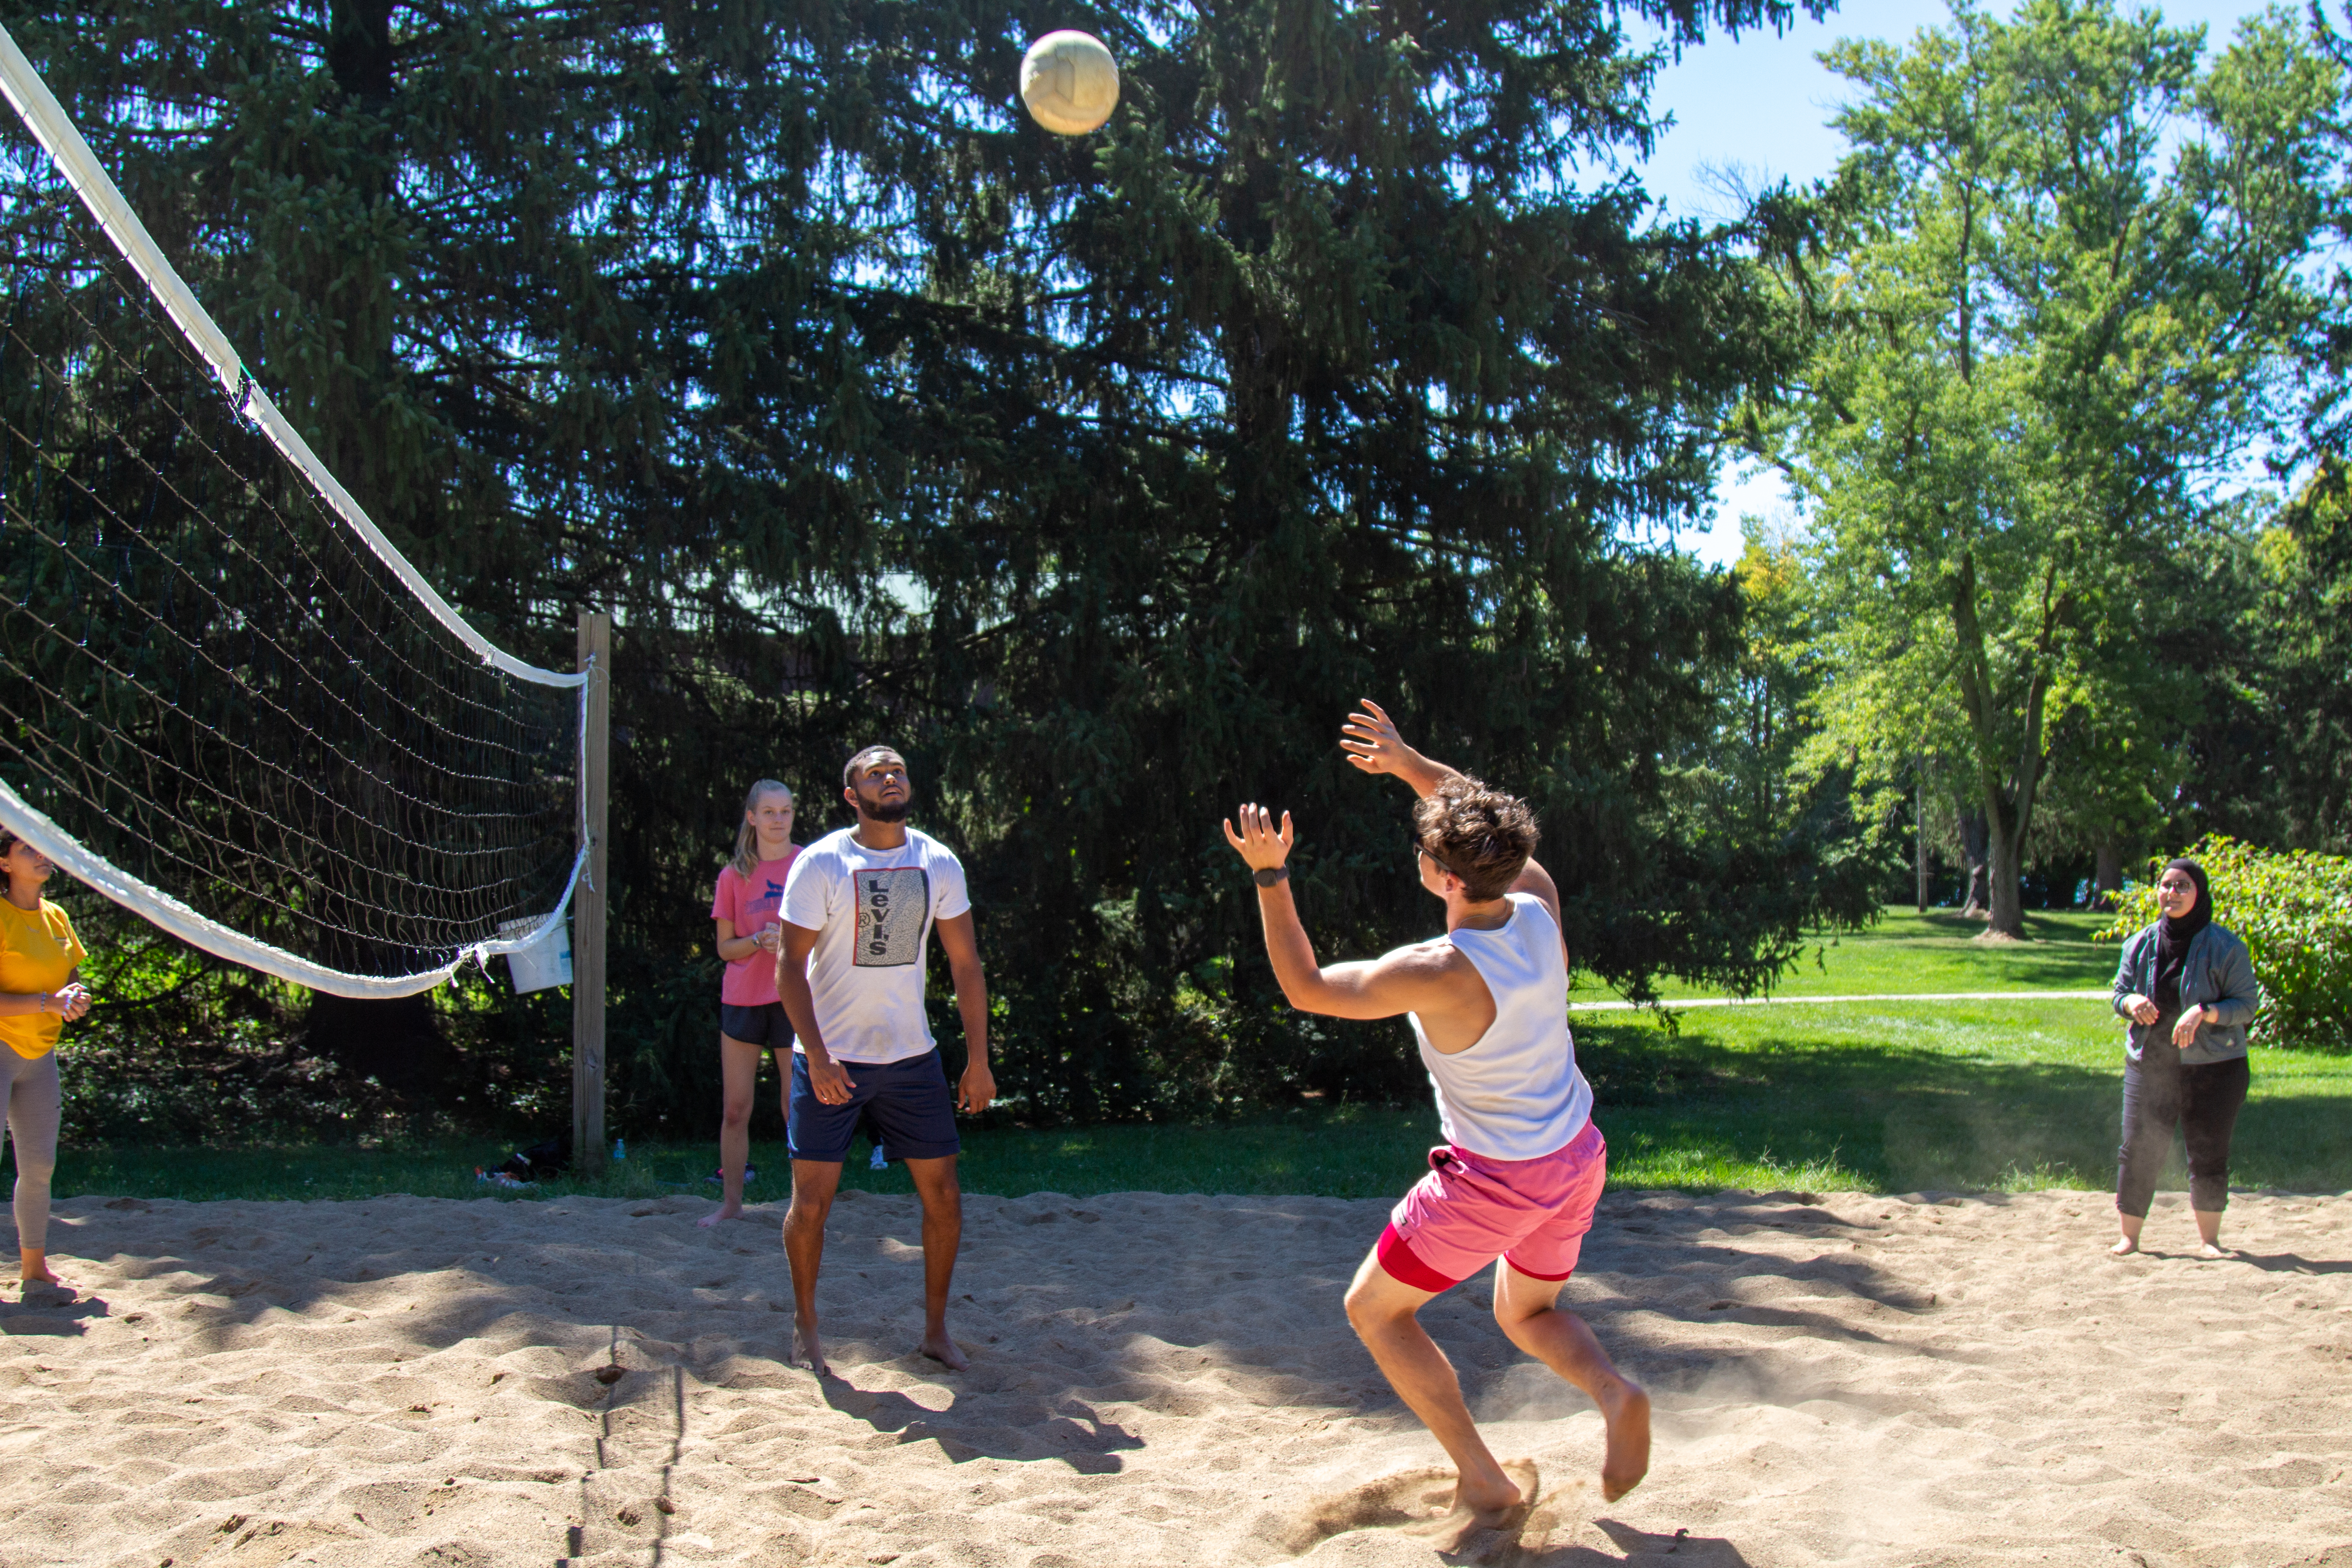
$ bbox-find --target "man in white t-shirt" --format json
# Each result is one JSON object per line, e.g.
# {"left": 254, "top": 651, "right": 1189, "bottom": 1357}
{"left": 775, "top": 745, "right": 994, "bottom": 1375}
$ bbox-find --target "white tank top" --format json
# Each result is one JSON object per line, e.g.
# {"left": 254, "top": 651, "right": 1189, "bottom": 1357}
{"left": 1408, "top": 893, "right": 1593, "bottom": 1161}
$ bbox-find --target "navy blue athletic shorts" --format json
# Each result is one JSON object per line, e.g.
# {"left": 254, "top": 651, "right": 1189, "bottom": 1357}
{"left": 788, "top": 1048, "right": 960, "bottom": 1164}
{"left": 719, "top": 1001, "right": 792, "bottom": 1050}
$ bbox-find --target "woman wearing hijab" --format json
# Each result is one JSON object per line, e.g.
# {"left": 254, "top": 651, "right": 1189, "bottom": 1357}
{"left": 2109, "top": 859, "right": 2259, "bottom": 1259}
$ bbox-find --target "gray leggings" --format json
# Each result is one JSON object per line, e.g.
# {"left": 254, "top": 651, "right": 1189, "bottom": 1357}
{"left": 2, "top": 1049, "right": 57, "bottom": 1251}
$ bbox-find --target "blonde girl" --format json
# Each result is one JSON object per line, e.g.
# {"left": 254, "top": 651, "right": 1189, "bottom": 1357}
{"left": 700, "top": 780, "right": 798, "bottom": 1227}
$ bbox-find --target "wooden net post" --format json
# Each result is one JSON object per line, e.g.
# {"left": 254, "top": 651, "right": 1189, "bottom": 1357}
{"left": 573, "top": 610, "right": 611, "bottom": 1173}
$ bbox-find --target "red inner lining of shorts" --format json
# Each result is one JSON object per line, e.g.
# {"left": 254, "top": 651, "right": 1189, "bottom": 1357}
{"left": 1376, "top": 1224, "right": 1460, "bottom": 1293}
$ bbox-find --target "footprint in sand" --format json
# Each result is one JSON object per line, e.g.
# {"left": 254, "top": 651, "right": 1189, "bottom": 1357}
{"left": 1279, "top": 1459, "right": 1542, "bottom": 1559}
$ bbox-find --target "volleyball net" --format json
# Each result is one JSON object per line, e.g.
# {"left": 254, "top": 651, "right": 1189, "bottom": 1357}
{"left": 0, "top": 24, "right": 588, "bottom": 1000}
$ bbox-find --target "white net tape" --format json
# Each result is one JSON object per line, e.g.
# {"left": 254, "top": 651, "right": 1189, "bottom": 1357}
{"left": 0, "top": 26, "right": 583, "bottom": 695}
{"left": 0, "top": 22, "right": 589, "bottom": 999}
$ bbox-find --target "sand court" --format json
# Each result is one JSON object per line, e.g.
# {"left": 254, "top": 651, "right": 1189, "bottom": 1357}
{"left": 0, "top": 1185, "right": 2345, "bottom": 1567}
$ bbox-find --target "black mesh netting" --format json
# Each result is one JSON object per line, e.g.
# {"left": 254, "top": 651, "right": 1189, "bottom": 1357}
{"left": 0, "top": 182, "right": 576, "bottom": 983}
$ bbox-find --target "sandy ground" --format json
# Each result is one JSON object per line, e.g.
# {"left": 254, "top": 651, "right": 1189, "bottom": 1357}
{"left": 0, "top": 1185, "right": 2347, "bottom": 1568}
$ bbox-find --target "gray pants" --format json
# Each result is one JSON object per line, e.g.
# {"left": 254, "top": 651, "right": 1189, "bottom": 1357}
{"left": 2, "top": 1049, "right": 57, "bottom": 1252}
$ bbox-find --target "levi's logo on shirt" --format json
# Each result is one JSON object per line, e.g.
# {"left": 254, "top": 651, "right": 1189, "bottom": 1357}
{"left": 853, "top": 867, "right": 928, "bottom": 967}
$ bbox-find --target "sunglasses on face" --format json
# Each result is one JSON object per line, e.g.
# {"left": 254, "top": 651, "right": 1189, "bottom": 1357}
{"left": 1409, "top": 834, "right": 1467, "bottom": 882}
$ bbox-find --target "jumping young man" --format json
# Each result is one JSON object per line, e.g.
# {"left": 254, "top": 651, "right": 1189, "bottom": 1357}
{"left": 775, "top": 745, "right": 995, "bottom": 1375}
{"left": 1220, "top": 699, "right": 1648, "bottom": 1517}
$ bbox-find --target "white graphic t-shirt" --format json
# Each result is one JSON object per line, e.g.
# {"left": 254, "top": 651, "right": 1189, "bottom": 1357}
{"left": 779, "top": 826, "right": 971, "bottom": 1064}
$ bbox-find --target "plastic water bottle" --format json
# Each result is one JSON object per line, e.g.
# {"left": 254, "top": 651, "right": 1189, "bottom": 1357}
{"left": 612, "top": 1138, "right": 626, "bottom": 1162}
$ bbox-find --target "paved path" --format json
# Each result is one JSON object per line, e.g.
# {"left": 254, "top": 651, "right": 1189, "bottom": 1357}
{"left": 1565, "top": 988, "right": 2111, "bottom": 1012}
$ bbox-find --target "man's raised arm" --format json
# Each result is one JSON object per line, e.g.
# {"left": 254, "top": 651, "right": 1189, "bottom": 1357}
{"left": 1221, "top": 803, "right": 1461, "bottom": 1021}
{"left": 1340, "top": 698, "right": 1457, "bottom": 799}
{"left": 1341, "top": 698, "right": 1565, "bottom": 935}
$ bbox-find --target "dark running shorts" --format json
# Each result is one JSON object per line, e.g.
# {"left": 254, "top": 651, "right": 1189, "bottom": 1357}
{"left": 719, "top": 1001, "right": 792, "bottom": 1050}
{"left": 788, "top": 1048, "right": 960, "bottom": 1164}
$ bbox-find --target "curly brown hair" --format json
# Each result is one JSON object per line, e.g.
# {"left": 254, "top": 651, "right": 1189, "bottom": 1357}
{"left": 1411, "top": 775, "right": 1538, "bottom": 902}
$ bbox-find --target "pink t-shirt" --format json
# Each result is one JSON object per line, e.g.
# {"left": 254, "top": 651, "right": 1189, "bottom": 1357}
{"left": 711, "top": 850, "right": 799, "bottom": 1007}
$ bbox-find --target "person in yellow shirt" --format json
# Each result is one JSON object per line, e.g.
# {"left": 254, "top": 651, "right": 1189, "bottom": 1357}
{"left": 0, "top": 829, "right": 90, "bottom": 1294}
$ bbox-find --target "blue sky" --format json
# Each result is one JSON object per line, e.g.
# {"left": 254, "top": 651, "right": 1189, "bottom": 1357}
{"left": 1635, "top": 0, "right": 2297, "bottom": 567}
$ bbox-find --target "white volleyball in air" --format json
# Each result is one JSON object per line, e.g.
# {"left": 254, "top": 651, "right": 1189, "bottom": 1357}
{"left": 1020, "top": 30, "right": 1120, "bottom": 136}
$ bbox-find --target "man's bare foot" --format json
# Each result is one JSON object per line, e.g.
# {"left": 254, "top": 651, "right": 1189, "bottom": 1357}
{"left": 1446, "top": 1471, "right": 1524, "bottom": 1520}
{"left": 919, "top": 1328, "right": 969, "bottom": 1371}
{"left": 697, "top": 1203, "right": 743, "bottom": 1229}
{"left": 792, "top": 1313, "right": 829, "bottom": 1377}
{"left": 1597, "top": 1376, "right": 1651, "bottom": 1502}
{"left": 2197, "top": 1241, "right": 2227, "bottom": 1260}
{"left": 2109, "top": 1236, "right": 2138, "bottom": 1256}
{"left": 1409, "top": 1458, "right": 1537, "bottom": 1548}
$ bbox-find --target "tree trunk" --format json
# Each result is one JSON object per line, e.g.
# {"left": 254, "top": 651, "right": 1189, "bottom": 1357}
{"left": 1915, "top": 773, "right": 1929, "bottom": 913}
{"left": 1984, "top": 818, "right": 2027, "bottom": 939}
{"left": 2092, "top": 837, "right": 2123, "bottom": 910}
{"left": 1956, "top": 800, "right": 1992, "bottom": 917}
{"left": 301, "top": 0, "right": 421, "bottom": 1080}
{"left": 1948, "top": 550, "right": 2053, "bottom": 943}
{"left": 327, "top": 0, "right": 396, "bottom": 113}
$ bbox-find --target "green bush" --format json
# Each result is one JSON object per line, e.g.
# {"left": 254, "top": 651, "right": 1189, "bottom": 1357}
{"left": 2101, "top": 836, "right": 2352, "bottom": 1050}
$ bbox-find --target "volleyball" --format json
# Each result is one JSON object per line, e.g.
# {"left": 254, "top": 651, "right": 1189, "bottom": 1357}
{"left": 1019, "top": 30, "right": 1120, "bottom": 136}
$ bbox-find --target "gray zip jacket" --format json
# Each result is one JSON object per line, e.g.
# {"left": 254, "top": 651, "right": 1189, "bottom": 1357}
{"left": 2110, "top": 921, "right": 2258, "bottom": 1066}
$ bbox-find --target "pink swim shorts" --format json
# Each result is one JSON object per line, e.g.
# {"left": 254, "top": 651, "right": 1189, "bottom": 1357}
{"left": 1377, "top": 1119, "right": 1607, "bottom": 1293}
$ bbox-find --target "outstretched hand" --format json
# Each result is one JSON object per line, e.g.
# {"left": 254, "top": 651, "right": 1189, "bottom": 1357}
{"left": 1221, "top": 803, "right": 1294, "bottom": 872}
{"left": 1340, "top": 698, "right": 1410, "bottom": 776}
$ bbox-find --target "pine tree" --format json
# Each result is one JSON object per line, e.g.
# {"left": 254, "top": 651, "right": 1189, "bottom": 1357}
{"left": 3, "top": 0, "right": 1862, "bottom": 1131}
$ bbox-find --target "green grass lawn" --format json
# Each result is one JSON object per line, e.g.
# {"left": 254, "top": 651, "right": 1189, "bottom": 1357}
{"left": 42, "top": 906, "right": 2352, "bottom": 1203}
{"left": 1585, "top": 1003, "right": 2351, "bottom": 1194}
{"left": 1603, "top": 906, "right": 2121, "bottom": 1001}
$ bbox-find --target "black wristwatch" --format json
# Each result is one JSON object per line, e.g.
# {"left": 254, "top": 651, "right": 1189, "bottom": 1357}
{"left": 1253, "top": 866, "right": 1290, "bottom": 887}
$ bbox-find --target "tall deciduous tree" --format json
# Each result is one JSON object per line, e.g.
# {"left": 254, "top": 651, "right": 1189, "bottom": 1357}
{"left": 2180, "top": 470, "right": 2352, "bottom": 854}
{"left": 1745, "top": 0, "right": 2334, "bottom": 939}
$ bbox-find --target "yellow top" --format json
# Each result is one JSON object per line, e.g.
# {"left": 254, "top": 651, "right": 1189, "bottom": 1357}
{"left": 0, "top": 898, "right": 83, "bottom": 1059}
